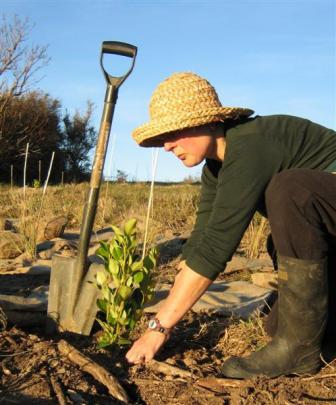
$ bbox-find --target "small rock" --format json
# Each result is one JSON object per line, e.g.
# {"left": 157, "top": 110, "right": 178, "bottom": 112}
{"left": 4, "top": 218, "right": 20, "bottom": 232}
{"left": 183, "top": 357, "right": 197, "bottom": 367}
{"left": 28, "top": 334, "right": 39, "bottom": 341}
{"left": 49, "top": 359, "right": 59, "bottom": 368}
{"left": 38, "top": 239, "right": 74, "bottom": 259}
{"left": 2, "top": 367, "right": 11, "bottom": 375}
{"left": 0, "top": 231, "right": 25, "bottom": 259}
{"left": 38, "top": 249, "right": 53, "bottom": 260}
{"left": 44, "top": 216, "right": 68, "bottom": 240}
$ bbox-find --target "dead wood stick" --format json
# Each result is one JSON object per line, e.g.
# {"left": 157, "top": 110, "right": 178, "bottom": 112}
{"left": 302, "top": 372, "right": 336, "bottom": 381}
{"left": 57, "top": 339, "right": 130, "bottom": 404}
{"left": 195, "top": 377, "right": 245, "bottom": 391}
{"left": 50, "top": 374, "right": 67, "bottom": 405}
{"left": 146, "top": 359, "right": 192, "bottom": 378}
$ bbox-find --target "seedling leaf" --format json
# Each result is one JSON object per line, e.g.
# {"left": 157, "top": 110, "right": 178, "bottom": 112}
{"left": 124, "top": 218, "right": 137, "bottom": 235}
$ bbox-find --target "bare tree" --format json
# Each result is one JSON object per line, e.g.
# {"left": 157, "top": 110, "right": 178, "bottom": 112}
{"left": 0, "top": 14, "right": 49, "bottom": 118}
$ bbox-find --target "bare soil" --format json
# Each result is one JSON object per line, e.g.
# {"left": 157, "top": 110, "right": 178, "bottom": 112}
{"left": 0, "top": 249, "right": 336, "bottom": 404}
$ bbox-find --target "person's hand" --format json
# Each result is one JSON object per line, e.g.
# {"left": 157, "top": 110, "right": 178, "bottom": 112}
{"left": 126, "top": 330, "right": 168, "bottom": 364}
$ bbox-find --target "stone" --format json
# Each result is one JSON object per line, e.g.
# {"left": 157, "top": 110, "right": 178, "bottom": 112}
{"left": 4, "top": 218, "right": 20, "bottom": 232}
{"left": 0, "top": 231, "right": 25, "bottom": 259}
{"left": 251, "top": 272, "right": 278, "bottom": 290}
{"left": 38, "top": 239, "right": 74, "bottom": 259}
{"left": 44, "top": 216, "right": 68, "bottom": 240}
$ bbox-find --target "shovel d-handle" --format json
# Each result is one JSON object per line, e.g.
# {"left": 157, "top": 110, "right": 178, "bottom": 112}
{"left": 74, "top": 41, "right": 137, "bottom": 308}
{"left": 102, "top": 41, "right": 137, "bottom": 57}
{"left": 101, "top": 41, "right": 137, "bottom": 89}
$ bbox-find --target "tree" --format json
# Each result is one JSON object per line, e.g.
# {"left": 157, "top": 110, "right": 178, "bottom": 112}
{"left": 60, "top": 101, "right": 97, "bottom": 182}
{"left": 0, "top": 91, "right": 63, "bottom": 183}
{"left": 115, "top": 170, "right": 128, "bottom": 183}
{"left": 0, "top": 15, "right": 53, "bottom": 183}
{"left": 0, "top": 15, "right": 49, "bottom": 123}
{"left": 0, "top": 15, "right": 97, "bottom": 184}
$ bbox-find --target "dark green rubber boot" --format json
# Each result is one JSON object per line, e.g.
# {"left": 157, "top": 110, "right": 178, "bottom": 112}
{"left": 220, "top": 256, "right": 328, "bottom": 379}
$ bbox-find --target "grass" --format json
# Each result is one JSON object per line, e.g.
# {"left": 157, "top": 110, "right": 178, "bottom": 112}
{"left": 215, "top": 311, "right": 271, "bottom": 360}
{"left": 0, "top": 181, "right": 270, "bottom": 260}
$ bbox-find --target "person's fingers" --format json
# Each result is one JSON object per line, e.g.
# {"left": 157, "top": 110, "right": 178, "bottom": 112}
{"left": 125, "top": 331, "right": 167, "bottom": 364}
{"left": 134, "top": 354, "right": 146, "bottom": 364}
{"left": 125, "top": 348, "right": 139, "bottom": 364}
{"left": 126, "top": 351, "right": 151, "bottom": 364}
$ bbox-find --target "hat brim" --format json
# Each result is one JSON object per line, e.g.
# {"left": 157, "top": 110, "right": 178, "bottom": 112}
{"left": 132, "top": 107, "right": 254, "bottom": 147}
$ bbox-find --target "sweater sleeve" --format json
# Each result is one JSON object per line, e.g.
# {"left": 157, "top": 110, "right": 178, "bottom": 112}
{"left": 181, "top": 163, "right": 218, "bottom": 260}
{"left": 186, "top": 132, "right": 284, "bottom": 280}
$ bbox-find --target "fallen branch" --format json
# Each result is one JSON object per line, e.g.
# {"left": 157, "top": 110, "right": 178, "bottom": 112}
{"left": 302, "top": 373, "right": 336, "bottom": 381}
{"left": 50, "top": 374, "right": 67, "bottom": 405}
{"left": 146, "top": 359, "right": 192, "bottom": 379}
{"left": 195, "top": 377, "right": 245, "bottom": 392}
{"left": 57, "top": 339, "right": 130, "bottom": 404}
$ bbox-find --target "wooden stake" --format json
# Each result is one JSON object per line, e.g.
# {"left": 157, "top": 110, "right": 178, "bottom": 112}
{"left": 23, "top": 143, "right": 29, "bottom": 197}
{"left": 57, "top": 340, "right": 130, "bottom": 404}
{"left": 142, "top": 149, "right": 159, "bottom": 260}
{"left": 10, "top": 165, "right": 13, "bottom": 189}
{"left": 38, "top": 160, "right": 42, "bottom": 183}
{"left": 34, "top": 151, "right": 55, "bottom": 258}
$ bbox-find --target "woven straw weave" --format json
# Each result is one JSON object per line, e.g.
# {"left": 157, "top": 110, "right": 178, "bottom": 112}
{"left": 132, "top": 72, "right": 254, "bottom": 147}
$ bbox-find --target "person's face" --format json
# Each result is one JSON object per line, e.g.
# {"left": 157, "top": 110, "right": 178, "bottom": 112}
{"left": 163, "top": 127, "right": 214, "bottom": 167}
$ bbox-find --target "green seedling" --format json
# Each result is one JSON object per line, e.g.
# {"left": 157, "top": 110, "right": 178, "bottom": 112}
{"left": 33, "top": 179, "right": 41, "bottom": 188}
{"left": 95, "top": 218, "right": 158, "bottom": 348}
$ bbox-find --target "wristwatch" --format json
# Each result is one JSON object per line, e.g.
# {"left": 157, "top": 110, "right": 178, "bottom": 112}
{"left": 148, "top": 317, "right": 171, "bottom": 336}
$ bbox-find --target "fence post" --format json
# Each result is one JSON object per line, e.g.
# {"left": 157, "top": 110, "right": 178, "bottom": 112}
{"left": 10, "top": 165, "right": 13, "bottom": 189}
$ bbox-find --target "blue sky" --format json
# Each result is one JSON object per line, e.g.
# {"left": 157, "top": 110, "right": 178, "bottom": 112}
{"left": 2, "top": 0, "right": 335, "bottom": 181}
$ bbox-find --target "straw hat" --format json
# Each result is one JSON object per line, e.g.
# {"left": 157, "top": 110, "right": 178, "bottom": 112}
{"left": 132, "top": 72, "right": 254, "bottom": 147}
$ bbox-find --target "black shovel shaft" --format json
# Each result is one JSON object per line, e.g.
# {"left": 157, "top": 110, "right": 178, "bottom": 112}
{"left": 76, "top": 86, "right": 117, "bottom": 276}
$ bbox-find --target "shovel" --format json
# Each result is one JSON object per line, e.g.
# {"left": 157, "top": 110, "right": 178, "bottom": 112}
{"left": 47, "top": 41, "right": 137, "bottom": 335}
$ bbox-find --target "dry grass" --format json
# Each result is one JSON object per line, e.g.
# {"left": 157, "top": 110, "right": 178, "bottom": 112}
{"left": 215, "top": 311, "right": 271, "bottom": 360}
{"left": 0, "top": 181, "right": 270, "bottom": 259}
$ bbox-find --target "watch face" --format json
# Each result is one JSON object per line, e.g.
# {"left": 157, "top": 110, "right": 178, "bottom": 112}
{"left": 149, "top": 319, "right": 157, "bottom": 329}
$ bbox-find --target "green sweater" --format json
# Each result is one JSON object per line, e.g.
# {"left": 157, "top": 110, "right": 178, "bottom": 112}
{"left": 182, "top": 115, "right": 336, "bottom": 280}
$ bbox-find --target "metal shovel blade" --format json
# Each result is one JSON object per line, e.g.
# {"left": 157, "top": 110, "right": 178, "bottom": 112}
{"left": 46, "top": 255, "right": 103, "bottom": 335}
